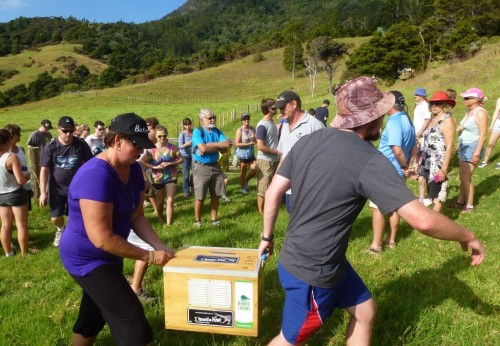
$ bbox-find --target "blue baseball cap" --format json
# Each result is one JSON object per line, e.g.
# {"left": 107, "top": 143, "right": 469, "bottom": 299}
{"left": 414, "top": 88, "right": 427, "bottom": 97}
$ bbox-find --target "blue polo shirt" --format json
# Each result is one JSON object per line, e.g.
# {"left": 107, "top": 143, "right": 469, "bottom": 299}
{"left": 192, "top": 126, "right": 227, "bottom": 164}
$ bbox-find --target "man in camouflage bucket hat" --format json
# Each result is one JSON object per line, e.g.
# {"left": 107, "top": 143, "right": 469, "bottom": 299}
{"left": 258, "top": 76, "right": 484, "bottom": 345}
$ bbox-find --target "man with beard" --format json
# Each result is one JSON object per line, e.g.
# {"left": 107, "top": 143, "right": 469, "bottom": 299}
{"left": 257, "top": 76, "right": 484, "bottom": 346}
{"left": 191, "top": 109, "right": 231, "bottom": 226}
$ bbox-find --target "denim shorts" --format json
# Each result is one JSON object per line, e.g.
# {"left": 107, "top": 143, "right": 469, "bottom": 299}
{"left": 458, "top": 141, "right": 483, "bottom": 163}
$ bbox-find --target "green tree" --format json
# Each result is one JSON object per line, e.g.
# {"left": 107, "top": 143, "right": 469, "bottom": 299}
{"left": 97, "top": 66, "right": 123, "bottom": 88}
{"left": 311, "top": 36, "right": 349, "bottom": 93}
{"left": 346, "top": 22, "right": 427, "bottom": 81}
{"left": 282, "top": 21, "right": 305, "bottom": 79}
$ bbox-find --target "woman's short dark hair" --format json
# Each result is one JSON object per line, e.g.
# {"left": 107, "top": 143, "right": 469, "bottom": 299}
{"left": 104, "top": 130, "right": 129, "bottom": 148}
{"left": 0, "top": 129, "right": 11, "bottom": 145}
{"left": 4, "top": 124, "right": 21, "bottom": 137}
{"left": 182, "top": 118, "right": 192, "bottom": 125}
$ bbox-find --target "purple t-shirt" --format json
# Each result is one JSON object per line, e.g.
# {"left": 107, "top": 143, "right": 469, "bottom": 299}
{"left": 59, "top": 158, "right": 145, "bottom": 276}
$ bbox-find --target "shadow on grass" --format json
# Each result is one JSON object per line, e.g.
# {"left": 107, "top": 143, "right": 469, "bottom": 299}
{"left": 370, "top": 255, "right": 499, "bottom": 344}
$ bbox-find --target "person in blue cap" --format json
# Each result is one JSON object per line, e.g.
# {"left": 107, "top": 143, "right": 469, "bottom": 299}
{"left": 413, "top": 87, "right": 432, "bottom": 204}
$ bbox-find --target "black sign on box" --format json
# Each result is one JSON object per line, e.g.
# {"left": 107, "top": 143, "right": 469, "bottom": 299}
{"left": 187, "top": 309, "right": 234, "bottom": 328}
{"left": 194, "top": 255, "right": 239, "bottom": 264}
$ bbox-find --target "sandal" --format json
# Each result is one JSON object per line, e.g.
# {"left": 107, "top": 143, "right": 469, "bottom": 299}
{"left": 365, "top": 247, "right": 383, "bottom": 255}
{"left": 383, "top": 240, "right": 397, "bottom": 249}
{"left": 448, "top": 200, "right": 465, "bottom": 209}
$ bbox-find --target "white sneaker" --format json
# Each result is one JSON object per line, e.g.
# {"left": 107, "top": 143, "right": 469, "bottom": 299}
{"left": 221, "top": 195, "right": 231, "bottom": 202}
{"left": 240, "top": 188, "right": 248, "bottom": 195}
{"left": 496, "top": 163, "right": 500, "bottom": 169}
{"left": 422, "top": 198, "right": 433, "bottom": 207}
{"left": 53, "top": 231, "right": 63, "bottom": 247}
{"left": 478, "top": 161, "right": 487, "bottom": 168}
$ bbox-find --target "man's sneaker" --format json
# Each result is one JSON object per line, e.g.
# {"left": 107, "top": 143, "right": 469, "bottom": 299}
{"left": 240, "top": 188, "right": 249, "bottom": 195}
{"left": 211, "top": 219, "right": 221, "bottom": 226}
{"left": 53, "top": 231, "right": 63, "bottom": 247}
{"left": 221, "top": 195, "right": 231, "bottom": 202}
{"left": 183, "top": 192, "right": 190, "bottom": 198}
{"left": 496, "top": 163, "right": 500, "bottom": 169}
{"left": 136, "top": 288, "right": 154, "bottom": 303}
{"left": 478, "top": 161, "right": 487, "bottom": 168}
{"left": 194, "top": 221, "right": 202, "bottom": 227}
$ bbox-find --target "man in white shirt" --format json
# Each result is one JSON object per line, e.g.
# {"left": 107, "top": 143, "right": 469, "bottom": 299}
{"left": 85, "top": 120, "right": 105, "bottom": 155}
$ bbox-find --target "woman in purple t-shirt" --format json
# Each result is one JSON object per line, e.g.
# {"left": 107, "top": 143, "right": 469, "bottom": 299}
{"left": 59, "top": 113, "right": 175, "bottom": 346}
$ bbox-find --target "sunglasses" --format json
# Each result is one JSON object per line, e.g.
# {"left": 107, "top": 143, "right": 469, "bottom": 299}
{"left": 463, "top": 97, "right": 475, "bottom": 100}
{"left": 124, "top": 137, "right": 141, "bottom": 148}
{"left": 430, "top": 102, "right": 445, "bottom": 107}
{"left": 157, "top": 135, "right": 168, "bottom": 138}
{"left": 60, "top": 129, "right": 74, "bottom": 134}
{"left": 206, "top": 116, "right": 216, "bottom": 120}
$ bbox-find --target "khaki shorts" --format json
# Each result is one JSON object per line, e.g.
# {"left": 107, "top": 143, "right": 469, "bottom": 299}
{"left": 193, "top": 162, "right": 225, "bottom": 200}
{"left": 256, "top": 159, "right": 278, "bottom": 197}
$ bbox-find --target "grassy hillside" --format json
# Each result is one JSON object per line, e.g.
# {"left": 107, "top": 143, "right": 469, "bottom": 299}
{"left": 0, "top": 36, "right": 498, "bottom": 139}
{"left": 0, "top": 43, "right": 107, "bottom": 91}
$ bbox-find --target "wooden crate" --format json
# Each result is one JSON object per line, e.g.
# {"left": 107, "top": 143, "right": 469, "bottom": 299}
{"left": 163, "top": 246, "right": 263, "bottom": 337}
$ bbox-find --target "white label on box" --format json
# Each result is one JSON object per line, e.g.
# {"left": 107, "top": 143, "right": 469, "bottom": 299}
{"left": 235, "top": 281, "right": 253, "bottom": 328}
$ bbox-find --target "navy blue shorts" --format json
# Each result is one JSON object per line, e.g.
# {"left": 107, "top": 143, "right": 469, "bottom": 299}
{"left": 278, "top": 261, "right": 371, "bottom": 345}
{"left": 49, "top": 193, "right": 68, "bottom": 217}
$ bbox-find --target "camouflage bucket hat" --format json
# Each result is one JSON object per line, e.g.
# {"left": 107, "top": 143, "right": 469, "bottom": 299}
{"left": 331, "top": 76, "right": 395, "bottom": 129}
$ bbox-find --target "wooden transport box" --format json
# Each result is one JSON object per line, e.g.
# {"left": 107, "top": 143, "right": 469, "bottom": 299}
{"left": 163, "top": 246, "right": 263, "bottom": 337}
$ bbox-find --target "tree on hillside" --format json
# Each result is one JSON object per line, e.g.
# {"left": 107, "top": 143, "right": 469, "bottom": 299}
{"left": 311, "top": 36, "right": 349, "bottom": 94}
{"left": 304, "top": 39, "right": 323, "bottom": 98}
{"left": 346, "top": 22, "right": 427, "bottom": 81}
{"left": 282, "top": 21, "right": 305, "bottom": 79}
{"left": 97, "top": 66, "right": 123, "bottom": 88}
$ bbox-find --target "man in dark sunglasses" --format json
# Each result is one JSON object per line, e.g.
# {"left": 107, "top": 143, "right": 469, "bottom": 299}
{"left": 39, "top": 115, "right": 93, "bottom": 247}
{"left": 85, "top": 120, "right": 106, "bottom": 155}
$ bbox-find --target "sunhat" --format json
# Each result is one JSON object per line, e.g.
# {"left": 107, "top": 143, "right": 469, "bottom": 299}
{"left": 331, "top": 76, "right": 395, "bottom": 129}
{"left": 428, "top": 91, "right": 456, "bottom": 108}
{"left": 459, "top": 88, "right": 484, "bottom": 99}
{"left": 414, "top": 87, "right": 428, "bottom": 97}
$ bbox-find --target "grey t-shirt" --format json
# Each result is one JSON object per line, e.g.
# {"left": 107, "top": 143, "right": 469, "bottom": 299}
{"left": 278, "top": 128, "right": 416, "bottom": 288}
{"left": 256, "top": 119, "right": 279, "bottom": 162}
{"left": 27, "top": 130, "right": 52, "bottom": 150}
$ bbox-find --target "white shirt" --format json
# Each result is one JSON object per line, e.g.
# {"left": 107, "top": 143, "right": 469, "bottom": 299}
{"left": 413, "top": 100, "right": 431, "bottom": 137}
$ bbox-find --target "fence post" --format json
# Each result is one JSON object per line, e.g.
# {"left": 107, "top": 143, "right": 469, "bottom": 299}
{"left": 27, "top": 147, "right": 41, "bottom": 199}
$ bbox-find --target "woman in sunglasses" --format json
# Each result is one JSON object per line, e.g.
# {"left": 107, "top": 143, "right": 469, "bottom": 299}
{"left": 452, "top": 88, "right": 488, "bottom": 212}
{"left": 59, "top": 113, "right": 174, "bottom": 345}
{"left": 418, "top": 91, "right": 456, "bottom": 213}
{"left": 140, "top": 125, "right": 183, "bottom": 225}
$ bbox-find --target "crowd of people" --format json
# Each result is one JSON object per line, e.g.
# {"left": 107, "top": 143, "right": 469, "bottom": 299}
{"left": 0, "top": 79, "right": 496, "bottom": 345}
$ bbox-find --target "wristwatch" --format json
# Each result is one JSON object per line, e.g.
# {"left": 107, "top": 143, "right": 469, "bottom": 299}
{"left": 261, "top": 233, "right": 274, "bottom": 242}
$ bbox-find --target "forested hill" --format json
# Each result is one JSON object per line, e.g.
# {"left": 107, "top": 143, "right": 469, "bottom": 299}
{"left": 0, "top": 0, "right": 498, "bottom": 108}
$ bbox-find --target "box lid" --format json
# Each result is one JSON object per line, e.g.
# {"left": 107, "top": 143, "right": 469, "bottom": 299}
{"left": 163, "top": 246, "right": 261, "bottom": 278}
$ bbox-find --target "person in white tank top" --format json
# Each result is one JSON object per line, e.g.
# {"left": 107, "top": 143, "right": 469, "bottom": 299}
{"left": 0, "top": 128, "right": 29, "bottom": 257}
{"left": 451, "top": 88, "right": 488, "bottom": 212}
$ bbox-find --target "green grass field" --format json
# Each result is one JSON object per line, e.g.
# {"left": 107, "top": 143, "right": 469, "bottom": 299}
{"left": 0, "top": 37, "right": 499, "bottom": 345}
